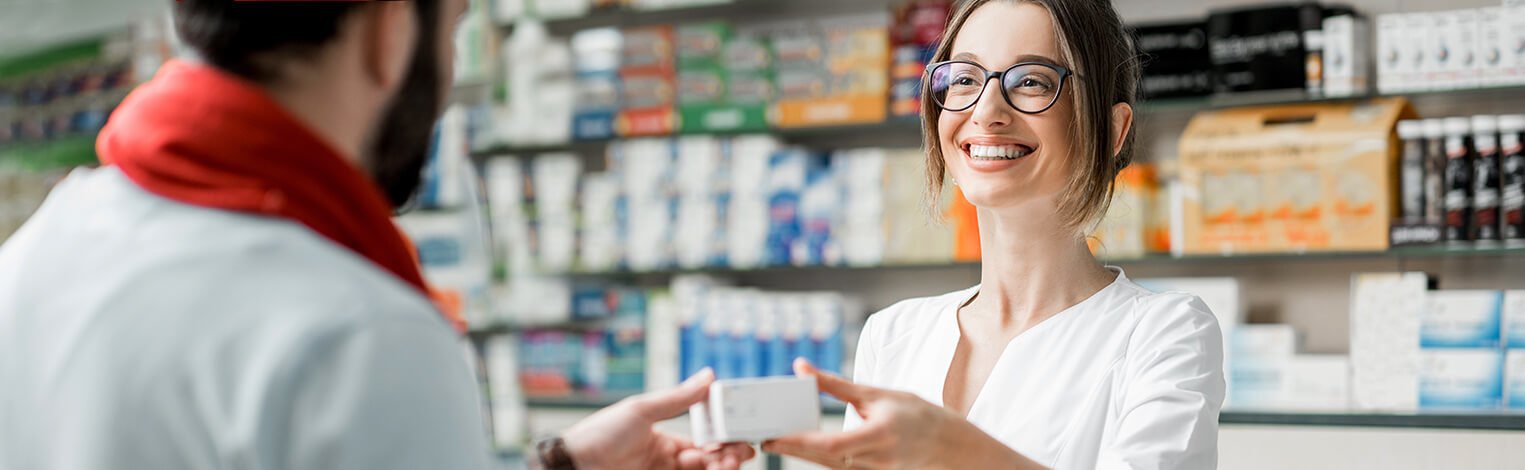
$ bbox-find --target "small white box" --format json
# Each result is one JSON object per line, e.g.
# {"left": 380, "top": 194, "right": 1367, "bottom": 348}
{"left": 1402, "top": 13, "right": 1432, "bottom": 92}
{"left": 1421, "top": 290, "right": 1503, "bottom": 349}
{"left": 690, "top": 376, "right": 821, "bottom": 445}
{"left": 1322, "top": 15, "right": 1369, "bottom": 97}
{"left": 1504, "top": 291, "right": 1525, "bottom": 348}
{"left": 1283, "top": 355, "right": 1352, "bottom": 411}
{"left": 1376, "top": 14, "right": 1403, "bottom": 94}
{"left": 1420, "top": 348, "right": 1503, "bottom": 410}
{"left": 1477, "top": 7, "right": 1504, "bottom": 87}
{"left": 1231, "top": 324, "right": 1298, "bottom": 359}
{"left": 1426, "top": 12, "right": 1453, "bottom": 90}
{"left": 1507, "top": 350, "right": 1525, "bottom": 409}
{"left": 1452, "top": 9, "right": 1480, "bottom": 90}
{"left": 1503, "top": 1, "right": 1525, "bottom": 86}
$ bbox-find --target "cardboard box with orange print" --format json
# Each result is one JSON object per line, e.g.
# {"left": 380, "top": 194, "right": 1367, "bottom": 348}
{"left": 1176, "top": 98, "right": 1416, "bottom": 254}
{"left": 770, "top": 13, "right": 892, "bottom": 128}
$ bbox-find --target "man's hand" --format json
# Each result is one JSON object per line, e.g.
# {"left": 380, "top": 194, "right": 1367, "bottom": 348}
{"left": 561, "top": 369, "right": 756, "bottom": 470}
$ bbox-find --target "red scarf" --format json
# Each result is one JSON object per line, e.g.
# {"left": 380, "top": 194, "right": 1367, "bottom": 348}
{"left": 97, "top": 60, "right": 464, "bottom": 333}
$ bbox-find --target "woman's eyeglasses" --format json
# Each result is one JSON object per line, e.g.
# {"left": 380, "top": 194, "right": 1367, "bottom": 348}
{"left": 926, "top": 60, "right": 1073, "bottom": 114}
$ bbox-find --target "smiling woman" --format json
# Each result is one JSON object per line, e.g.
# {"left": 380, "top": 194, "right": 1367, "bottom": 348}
{"left": 762, "top": 1, "right": 1224, "bottom": 469}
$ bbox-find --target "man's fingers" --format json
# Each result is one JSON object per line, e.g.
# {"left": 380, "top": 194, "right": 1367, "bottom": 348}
{"left": 632, "top": 368, "right": 715, "bottom": 420}
{"left": 794, "top": 358, "right": 869, "bottom": 407}
{"left": 715, "top": 443, "right": 756, "bottom": 462}
{"left": 677, "top": 448, "right": 708, "bottom": 470}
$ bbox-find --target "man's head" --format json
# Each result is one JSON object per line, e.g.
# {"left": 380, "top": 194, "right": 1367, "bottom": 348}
{"left": 172, "top": 0, "right": 468, "bottom": 208}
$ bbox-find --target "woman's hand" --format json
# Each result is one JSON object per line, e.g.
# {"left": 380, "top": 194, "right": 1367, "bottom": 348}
{"left": 762, "top": 359, "right": 1043, "bottom": 470}
{"left": 561, "top": 369, "right": 757, "bottom": 470}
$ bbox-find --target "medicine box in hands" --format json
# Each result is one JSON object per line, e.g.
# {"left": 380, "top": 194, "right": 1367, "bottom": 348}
{"left": 690, "top": 376, "right": 821, "bottom": 445}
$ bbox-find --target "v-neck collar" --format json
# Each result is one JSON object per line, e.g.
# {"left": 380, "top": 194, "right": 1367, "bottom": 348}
{"left": 930, "top": 266, "right": 1129, "bottom": 419}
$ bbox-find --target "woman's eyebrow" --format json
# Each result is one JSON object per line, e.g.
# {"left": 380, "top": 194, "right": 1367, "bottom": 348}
{"left": 950, "top": 52, "right": 1065, "bottom": 68}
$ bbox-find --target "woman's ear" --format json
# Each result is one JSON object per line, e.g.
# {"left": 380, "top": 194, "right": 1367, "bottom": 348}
{"left": 1110, "top": 102, "right": 1134, "bottom": 159}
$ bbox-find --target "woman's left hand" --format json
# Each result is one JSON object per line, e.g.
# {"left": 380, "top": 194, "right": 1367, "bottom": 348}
{"left": 762, "top": 359, "right": 1034, "bottom": 470}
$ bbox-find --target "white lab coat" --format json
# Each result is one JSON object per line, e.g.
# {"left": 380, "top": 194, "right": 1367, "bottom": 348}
{"left": 845, "top": 268, "right": 1225, "bottom": 469}
{"left": 0, "top": 167, "right": 493, "bottom": 470}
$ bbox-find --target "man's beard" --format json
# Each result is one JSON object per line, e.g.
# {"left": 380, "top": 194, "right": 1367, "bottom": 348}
{"left": 368, "top": 2, "right": 443, "bottom": 210}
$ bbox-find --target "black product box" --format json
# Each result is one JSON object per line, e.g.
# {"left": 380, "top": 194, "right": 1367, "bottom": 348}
{"left": 1133, "top": 21, "right": 1214, "bottom": 99}
{"left": 1206, "top": 3, "right": 1325, "bottom": 93}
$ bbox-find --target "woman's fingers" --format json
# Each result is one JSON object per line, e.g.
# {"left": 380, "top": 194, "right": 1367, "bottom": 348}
{"left": 793, "top": 358, "right": 871, "bottom": 407}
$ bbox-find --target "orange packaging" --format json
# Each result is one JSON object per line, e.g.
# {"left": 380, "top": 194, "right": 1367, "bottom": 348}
{"left": 1176, "top": 98, "right": 1414, "bottom": 254}
{"left": 949, "top": 187, "right": 981, "bottom": 261}
{"left": 1089, "top": 163, "right": 1158, "bottom": 259}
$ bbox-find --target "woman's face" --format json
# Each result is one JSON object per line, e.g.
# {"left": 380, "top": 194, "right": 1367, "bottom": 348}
{"left": 938, "top": 2, "right": 1076, "bottom": 213}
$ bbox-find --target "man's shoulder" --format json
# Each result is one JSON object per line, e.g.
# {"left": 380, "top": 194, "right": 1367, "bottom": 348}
{"left": 0, "top": 166, "right": 443, "bottom": 331}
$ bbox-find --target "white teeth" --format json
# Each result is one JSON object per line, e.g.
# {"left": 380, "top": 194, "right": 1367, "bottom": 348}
{"left": 968, "top": 144, "right": 1030, "bottom": 160}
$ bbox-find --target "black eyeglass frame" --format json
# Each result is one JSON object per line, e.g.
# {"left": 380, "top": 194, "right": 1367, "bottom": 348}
{"left": 925, "top": 60, "right": 1075, "bottom": 114}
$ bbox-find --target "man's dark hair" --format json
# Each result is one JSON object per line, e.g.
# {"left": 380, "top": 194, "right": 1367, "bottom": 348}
{"left": 172, "top": 1, "right": 434, "bottom": 84}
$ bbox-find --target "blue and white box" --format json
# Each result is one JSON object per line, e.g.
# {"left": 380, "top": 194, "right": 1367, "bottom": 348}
{"left": 1419, "top": 348, "right": 1504, "bottom": 410}
{"left": 1508, "top": 349, "right": 1525, "bottom": 409}
{"left": 1502, "top": 291, "right": 1525, "bottom": 348}
{"left": 1421, "top": 290, "right": 1504, "bottom": 349}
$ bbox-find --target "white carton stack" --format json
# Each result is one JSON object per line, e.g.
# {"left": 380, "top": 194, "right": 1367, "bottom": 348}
{"left": 727, "top": 135, "right": 781, "bottom": 269}
{"left": 531, "top": 154, "right": 582, "bottom": 273}
{"left": 613, "top": 139, "right": 677, "bottom": 271}
{"left": 579, "top": 172, "right": 622, "bottom": 272}
{"left": 1350, "top": 272, "right": 1427, "bottom": 411}
{"left": 834, "top": 149, "right": 888, "bottom": 267}
{"left": 483, "top": 336, "right": 528, "bottom": 449}
{"left": 674, "top": 136, "right": 728, "bottom": 269}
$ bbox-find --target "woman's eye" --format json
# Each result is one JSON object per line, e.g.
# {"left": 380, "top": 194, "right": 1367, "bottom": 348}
{"left": 1018, "top": 77, "right": 1050, "bottom": 89}
{"left": 953, "top": 76, "right": 979, "bottom": 86}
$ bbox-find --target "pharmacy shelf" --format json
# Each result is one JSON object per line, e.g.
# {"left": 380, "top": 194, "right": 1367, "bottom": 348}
{"left": 469, "top": 118, "right": 922, "bottom": 157}
{"left": 502, "top": 0, "right": 901, "bottom": 36}
{"left": 521, "top": 395, "right": 1525, "bottom": 431}
{"left": 467, "top": 319, "right": 609, "bottom": 340}
{"left": 1216, "top": 411, "right": 1525, "bottom": 431}
{"left": 530, "top": 244, "right": 1525, "bottom": 281}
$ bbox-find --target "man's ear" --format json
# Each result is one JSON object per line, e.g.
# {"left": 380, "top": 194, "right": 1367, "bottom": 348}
{"left": 1110, "top": 102, "right": 1134, "bottom": 158}
{"left": 357, "top": 1, "right": 417, "bottom": 91}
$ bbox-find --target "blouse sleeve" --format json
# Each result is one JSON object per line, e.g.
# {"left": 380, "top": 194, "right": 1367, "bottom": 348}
{"left": 1097, "top": 294, "right": 1226, "bottom": 470}
{"left": 842, "top": 313, "right": 881, "bottom": 431}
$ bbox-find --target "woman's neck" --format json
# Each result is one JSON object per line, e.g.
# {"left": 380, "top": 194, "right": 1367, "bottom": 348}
{"left": 966, "top": 205, "right": 1115, "bottom": 333}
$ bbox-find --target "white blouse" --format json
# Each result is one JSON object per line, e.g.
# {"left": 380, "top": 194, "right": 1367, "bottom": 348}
{"left": 844, "top": 267, "right": 1224, "bottom": 469}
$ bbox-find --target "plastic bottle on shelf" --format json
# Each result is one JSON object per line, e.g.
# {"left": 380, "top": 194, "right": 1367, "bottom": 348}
{"left": 1472, "top": 115, "right": 1503, "bottom": 243}
{"left": 1442, "top": 117, "right": 1476, "bottom": 243}
{"left": 1501, "top": 114, "right": 1525, "bottom": 242}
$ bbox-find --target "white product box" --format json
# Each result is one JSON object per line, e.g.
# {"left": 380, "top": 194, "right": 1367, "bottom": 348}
{"left": 1503, "top": 1, "right": 1525, "bottom": 86}
{"left": 1421, "top": 290, "right": 1504, "bottom": 349}
{"left": 1232, "top": 324, "right": 1298, "bottom": 359}
{"left": 690, "top": 376, "right": 821, "bottom": 445}
{"left": 1282, "top": 355, "right": 1352, "bottom": 411}
{"left": 1350, "top": 272, "right": 1428, "bottom": 411}
{"left": 1504, "top": 291, "right": 1525, "bottom": 348}
{"left": 1426, "top": 12, "right": 1452, "bottom": 90}
{"left": 1375, "top": 13, "right": 1403, "bottom": 94}
{"left": 1419, "top": 348, "right": 1503, "bottom": 410}
{"left": 1507, "top": 349, "right": 1525, "bottom": 409}
{"left": 1400, "top": 13, "right": 1431, "bottom": 93}
{"left": 1451, "top": 9, "right": 1480, "bottom": 90}
{"left": 1322, "top": 15, "right": 1369, "bottom": 98}
{"left": 1477, "top": 7, "right": 1504, "bottom": 87}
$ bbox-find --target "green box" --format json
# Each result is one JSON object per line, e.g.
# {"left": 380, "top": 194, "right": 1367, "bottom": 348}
{"left": 677, "top": 22, "right": 732, "bottom": 70}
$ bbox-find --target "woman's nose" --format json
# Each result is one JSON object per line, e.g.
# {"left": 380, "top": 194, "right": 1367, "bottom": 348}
{"left": 969, "top": 78, "right": 1014, "bottom": 129}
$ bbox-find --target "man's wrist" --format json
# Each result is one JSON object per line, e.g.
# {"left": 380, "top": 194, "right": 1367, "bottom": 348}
{"left": 534, "top": 436, "right": 577, "bottom": 470}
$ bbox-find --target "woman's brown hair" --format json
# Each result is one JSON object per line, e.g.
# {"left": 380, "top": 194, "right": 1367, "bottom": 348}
{"left": 921, "top": 0, "right": 1140, "bottom": 232}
